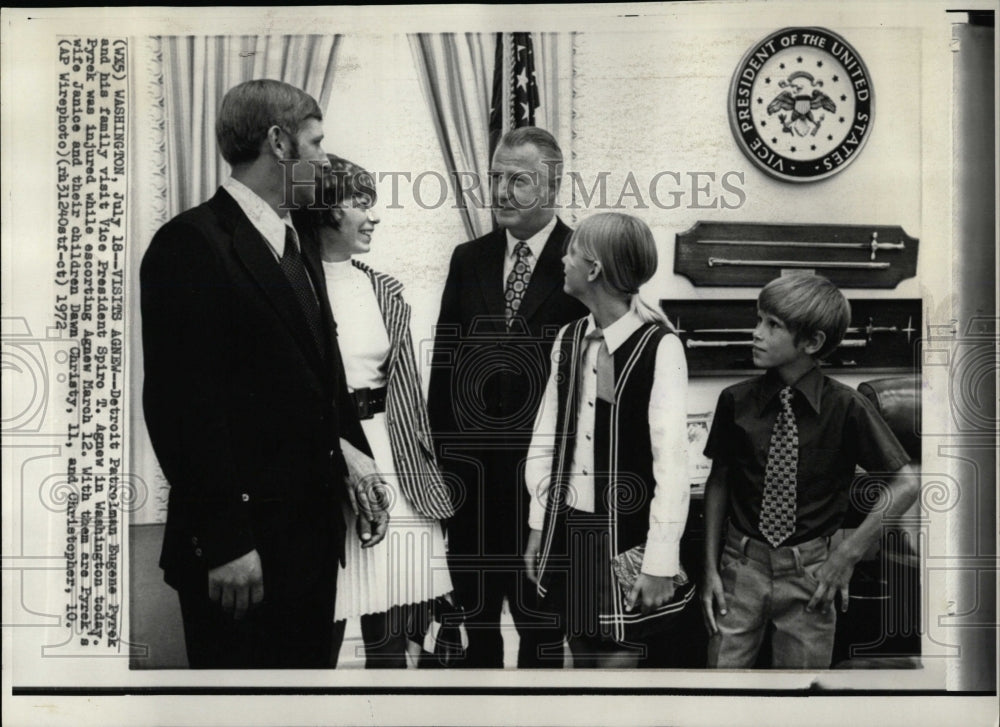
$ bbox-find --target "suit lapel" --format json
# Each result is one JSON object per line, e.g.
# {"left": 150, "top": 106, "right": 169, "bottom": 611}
{"left": 301, "top": 234, "right": 337, "bottom": 369}
{"left": 516, "top": 218, "right": 571, "bottom": 324}
{"left": 472, "top": 230, "right": 509, "bottom": 332}
{"left": 213, "top": 189, "right": 328, "bottom": 377}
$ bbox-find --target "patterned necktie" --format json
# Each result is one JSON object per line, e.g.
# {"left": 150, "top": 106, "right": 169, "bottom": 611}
{"left": 504, "top": 241, "right": 532, "bottom": 326}
{"left": 758, "top": 386, "right": 799, "bottom": 547}
{"left": 279, "top": 225, "right": 325, "bottom": 354}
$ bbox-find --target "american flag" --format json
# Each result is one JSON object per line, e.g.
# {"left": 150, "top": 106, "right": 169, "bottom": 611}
{"left": 488, "top": 32, "right": 540, "bottom": 163}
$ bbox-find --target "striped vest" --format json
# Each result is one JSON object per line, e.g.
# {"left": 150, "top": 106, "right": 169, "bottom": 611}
{"left": 535, "top": 317, "right": 691, "bottom": 642}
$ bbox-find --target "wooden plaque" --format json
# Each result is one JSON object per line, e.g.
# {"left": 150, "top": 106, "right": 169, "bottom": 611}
{"left": 661, "top": 298, "right": 922, "bottom": 376}
{"left": 674, "top": 221, "right": 919, "bottom": 288}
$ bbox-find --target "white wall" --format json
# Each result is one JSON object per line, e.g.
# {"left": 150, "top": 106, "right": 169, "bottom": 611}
{"left": 322, "top": 33, "right": 469, "bottom": 364}
{"left": 322, "top": 20, "right": 936, "bottom": 416}
{"left": 572, "top": 26, "right": 923, "bottom": 300}
{"left": 571, "top": 22, "right": 927, "bottom": 411}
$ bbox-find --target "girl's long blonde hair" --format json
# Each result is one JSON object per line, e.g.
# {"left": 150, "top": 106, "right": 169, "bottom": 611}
{"left": 570, "top": 212, "right": 673, "bottom": 329}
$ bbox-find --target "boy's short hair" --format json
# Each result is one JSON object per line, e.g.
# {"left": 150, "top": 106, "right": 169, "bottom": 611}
{"left": 757, "top": 274, "right": 851, "bottom": 359}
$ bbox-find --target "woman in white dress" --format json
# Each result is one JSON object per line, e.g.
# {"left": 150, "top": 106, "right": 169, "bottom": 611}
{"left": 298, "top": 155, "right": 454, "bottom": 668}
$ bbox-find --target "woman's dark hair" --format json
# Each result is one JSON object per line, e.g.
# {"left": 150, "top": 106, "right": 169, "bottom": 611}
{"left": 297, "top": 153, "right": 377, "bottom": 234}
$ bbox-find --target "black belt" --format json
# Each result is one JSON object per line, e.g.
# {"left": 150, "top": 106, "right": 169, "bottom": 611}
{"left": 350, "top": 386, "right": 387, "bottom": 420}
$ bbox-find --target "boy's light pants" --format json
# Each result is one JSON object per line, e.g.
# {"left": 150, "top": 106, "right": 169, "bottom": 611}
{"left": 707, "top": 528, "right": 837, "bottom": 669}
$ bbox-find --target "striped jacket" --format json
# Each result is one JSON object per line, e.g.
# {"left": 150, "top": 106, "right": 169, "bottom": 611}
{"left": 352, "top": 260, "right": 454, "bottom": 521}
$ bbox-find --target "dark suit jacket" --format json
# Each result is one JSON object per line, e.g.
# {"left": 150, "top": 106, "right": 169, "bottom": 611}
{"left": 140, "top": 188, "right": 369, "bottom": 597}
{"left": 427, "top": 218, "right": 587, "bottom": 556}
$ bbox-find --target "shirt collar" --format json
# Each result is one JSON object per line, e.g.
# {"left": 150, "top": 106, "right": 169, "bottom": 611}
{"left": 505, "top": 215, "right": 558, "bottom": 261}
{"left": 757, "top": 365, "right": 824, "bottom": 416}
{"left": 583, "top": 309, "right": 643, "bottom": 355}
{"left": 222, "top": 176, "right": 294, "bottom": 258}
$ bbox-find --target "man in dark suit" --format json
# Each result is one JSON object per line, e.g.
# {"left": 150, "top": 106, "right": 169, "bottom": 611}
{"left": 140, "top": 79, "right": 386, "bottom": 669}
{"left": 428, "top": 127, "right": 587, "bottom": 667}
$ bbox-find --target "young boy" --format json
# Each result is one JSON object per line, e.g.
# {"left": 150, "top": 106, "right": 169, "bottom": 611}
{"left": 699, "top": 274, "right": 919, "bottom": 669}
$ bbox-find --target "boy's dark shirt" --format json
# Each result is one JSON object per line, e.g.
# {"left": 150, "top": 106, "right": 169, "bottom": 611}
{"left": 704, "top": 365, "right": 911, "bottom": 545}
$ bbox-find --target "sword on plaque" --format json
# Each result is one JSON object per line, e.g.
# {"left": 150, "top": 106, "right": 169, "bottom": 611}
{"left": 698, "top": 231, "right": 905, "bottom": 261}
{"left": 708, "top": 258, "right": 890, "bottom": 270}
{"left": 685, "top": 338, "right": 869, "bottom": 349}
{"left": 687, "top": 316, "right": 916, "bottom": 343}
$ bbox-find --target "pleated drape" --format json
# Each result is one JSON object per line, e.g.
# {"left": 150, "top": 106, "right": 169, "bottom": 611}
{"left": 133, "top": 35, "right": 340, "bottom": 524}
{"left": 409, "top": 32, "right": 572, "bottom": 240}
{"left": 409, "top": 33, "right": 494, "bottom": 240}
{"left": 159, "top": 35, "right": 340, "bottom": 217}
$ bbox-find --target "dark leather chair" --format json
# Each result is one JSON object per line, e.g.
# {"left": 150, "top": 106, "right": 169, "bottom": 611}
{"left": 833, "top": 375, "right": 922, "bottom": 668}
{"left": 859, "top": 376, "right": 921, "bottom": 461}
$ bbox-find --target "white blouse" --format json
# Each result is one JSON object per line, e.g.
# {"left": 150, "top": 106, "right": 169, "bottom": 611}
{"left": 321, "top": 259, "right": 390, "bottom": 391}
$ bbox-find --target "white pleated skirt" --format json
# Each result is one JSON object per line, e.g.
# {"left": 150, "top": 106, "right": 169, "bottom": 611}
{"left": 334, "top": 412, "right": 453, "bottom": 621}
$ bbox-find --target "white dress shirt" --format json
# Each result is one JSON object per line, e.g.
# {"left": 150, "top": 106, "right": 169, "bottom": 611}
{"left": 526, "top": 310, "right": 690, "bottom": 577}
{"left": 222, "top": 176, "right": 297, "bottom": 260}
